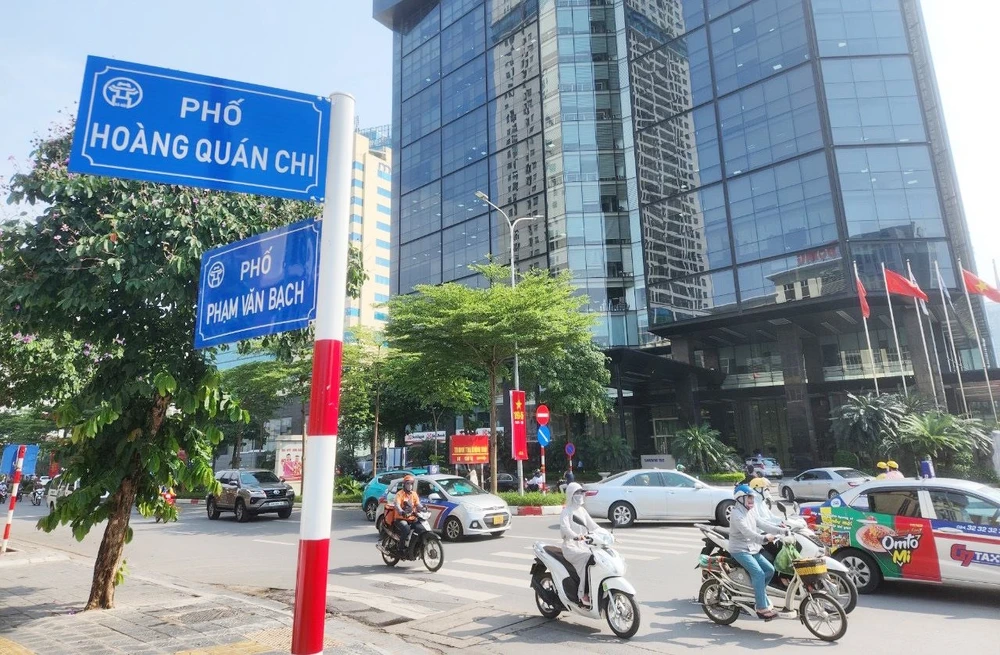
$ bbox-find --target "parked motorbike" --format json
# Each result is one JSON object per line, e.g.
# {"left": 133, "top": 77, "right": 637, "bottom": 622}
{"left": 30, "top": 488, "right": 43, "bottom": 506}
{"left": 695, "top": 500, "right": 858, "bottom": 613}
{"left": 377, "top": 509, "right": 444, "bottom": 572}
{"left": 699, "top": 536, "right": 848, "bottom": 641}
{"left": 529, "top": 527, "right": 641, "bottom": 639}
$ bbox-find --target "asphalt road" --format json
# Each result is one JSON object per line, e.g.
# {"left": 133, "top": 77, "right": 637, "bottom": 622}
{"left": 8, "top": 501, "right": 999, "bottom": 653}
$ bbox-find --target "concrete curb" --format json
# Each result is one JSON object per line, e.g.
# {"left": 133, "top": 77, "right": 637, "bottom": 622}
{"left": 174, "top": 498, "right": 361, "bottom": 509}
{"left": 510, "top": 505, "right": 563, "bottom": 516}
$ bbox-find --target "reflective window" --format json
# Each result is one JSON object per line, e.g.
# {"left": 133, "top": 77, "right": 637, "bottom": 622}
{"left": 442, "top": 160, "right": 490, "bottom": 228}
{"left": 737, "top": 246, "right": 845, "bottom": 309}
{"left": 488, "top": 19, "right": 539, "bottom": 97}
{"left": 398, "top": 233, "right": 442, "bottom": 293}
{"left": 851, "top": 240, "right": 955, "bottom": 292}
{"left": 823, "top": 56, "right": 925, "bottom": 145}
{"left": 488, "top": 77, "right": 542, "bottom": 152}
{"left": 441, "top": 4, "right": 486, "bottom": 76}
{"left": 624, "top": 0, "right": 705, "bottom": 57}
{"left": 443, "top": 215, "right": 492, "bottom": 281}
{"left": 443, "top": 0, "right": 483, "bottom": 28}
{"left": 495, "top": 193, "right": 547, "bottom": 262}
{"left": 400, "top": 132, "right": 441, "bottom": 195}
{"left": 636, "top": 105, "right": 721, "bottom": 204}
{"left": 710, "top": 0, "right": 810, "bottom": 96}
{"left": 719, "top": 66, "right": 823, "bottom": 177}
{"left": 399, "top": 182, "right": 441, "bottom": 244}
{"left": 707, "top": 0, "right": 753, "bottom": 20}
{"left": 837, "top": 145, "right": 944, "bottom": 239}
{"left": 487, "top": 0, "right": 539, "bottom": 46}
{"left": 813, "top": 0, "right": 908, "bottom": 57}
{"left": 402, "top": 4, "right": 440, "bottom": 55}
{"left": 489, "top": 133, "right": 545, "bottom": 208}
{"left": 643, "top": 184, "right": 732, "bottom": 287}
{"left": 729, "top": 153, "right": 837, "bottom": 263}
{"left": 401, "top": 83, "right": 441, "bottom": 146}
{"left": 402, "top": 36, "right": 441, "bottom": 99}
{"left": 631, "top": 28, "right": 712, "bottom": 131}
{"left": 648, "top": 269, "right": 738, "bottom": 325}
{"left": 442, "top": 56, "right": 488, "bottom": 123}
{"left": 442, "top": 106, "right": 489, "bottom": 176}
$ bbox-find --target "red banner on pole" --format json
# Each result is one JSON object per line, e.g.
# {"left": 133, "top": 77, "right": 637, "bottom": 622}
{"left": 510, "top": 389, "right": 528, "bottom": 461}
{"left": 450, "top": 434, "right": 490, "bottom": 465}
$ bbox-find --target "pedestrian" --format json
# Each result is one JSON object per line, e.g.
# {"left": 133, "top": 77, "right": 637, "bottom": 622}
{"left": 469, "top": 466, "right": 479, "bottom": 488}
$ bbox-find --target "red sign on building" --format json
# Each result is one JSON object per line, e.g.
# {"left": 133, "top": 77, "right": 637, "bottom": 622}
{"left": 449, "top": 434, "right": 490, "bottom": 465}
{"left": 510, "top": 389, "right": 528, "bottom": 461}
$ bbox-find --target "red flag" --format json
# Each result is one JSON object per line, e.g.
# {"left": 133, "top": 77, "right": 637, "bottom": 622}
{"left": 885, "top": 268, "right": 928, "bottom": 302}
{"left": 510, "top": 390, "right": 528, "bottom": 461}
{"left": 856, "top": 276, "right": 870, "bottom": 319}
{"left": 962, "top": 268, "right": 1000, "bottom": 303}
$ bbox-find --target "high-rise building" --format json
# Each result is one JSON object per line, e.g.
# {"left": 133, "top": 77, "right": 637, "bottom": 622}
{"left": 347, "top": 128, "right": 394, "bottom": 330}
{"left": 374, "top": 0, "right": 991, "bottom": 468}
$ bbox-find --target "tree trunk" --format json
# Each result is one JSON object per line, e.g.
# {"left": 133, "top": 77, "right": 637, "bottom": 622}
{"left": 489, "top": 368, "right": 498, "bottom": 494}
{"left": 230, "top": 431, "right": 243, "bottom": 468}
{"left": 85, "top": 466, "right": 138, "bottom": 610}
{"left": 373, "top": 388, "right": 381, "bottom": 476}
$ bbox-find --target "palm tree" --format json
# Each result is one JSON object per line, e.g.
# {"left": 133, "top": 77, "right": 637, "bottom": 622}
{"left": 896, "top": 412, "right": 968, "bottom": 459}
{"left": 830, "top": 393, "right": 905, "bottom": 463}
{"left": 671, "top": 425, "right": 733, "bottom": 474}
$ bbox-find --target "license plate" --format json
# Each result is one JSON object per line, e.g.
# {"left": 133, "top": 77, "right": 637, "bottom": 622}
{"left": 492, "top": 516, "right": 504, "bottom": 526}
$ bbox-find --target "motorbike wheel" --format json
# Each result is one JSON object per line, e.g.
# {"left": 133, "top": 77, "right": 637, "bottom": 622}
{"left": 421, "top": 534, "right": 444, "bottom": 572}
{"left": 799, "top": 592, "right": 847, "bottom": 642}
{"left": 534, "top": 574, "right": 561, "bottom": 619}
{"left": 605, "top": 589, "right": 641, "bottom": 639}
{"left": 821, "top": 571, "right": 858, "bottom": 614}
{"left": 699, "top": 578, "right": 740, "bottom": 626}
{"left": 31, "top": 495, "right": 41, "bottom": 506}
{"left": 380, "top": 536, "right": 400, "bottom": 567}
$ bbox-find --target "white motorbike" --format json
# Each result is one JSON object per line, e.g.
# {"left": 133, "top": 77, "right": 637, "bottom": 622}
{"left": 529, "top": 528, "right": 641, "bottom": 639}
{"left": 695, "top": 500, "right": 858, "bottom": 613}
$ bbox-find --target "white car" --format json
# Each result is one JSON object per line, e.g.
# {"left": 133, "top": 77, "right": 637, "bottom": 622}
{"left": 375, "top": 474, "right": 512, "bottom": 541}
{"left": 46, "top": 475, "right": 109, "bottom": 510}
{"left": 746, "top": 456, "right": 783, "bottom": 478}
{"left": 780, "top": 467, "right": 872, "bottom": 501}
{"left": 582, "top": 469, "right": 737, "bottom": 527}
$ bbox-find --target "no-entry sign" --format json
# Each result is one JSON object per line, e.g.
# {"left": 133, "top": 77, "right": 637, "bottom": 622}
{"left": 536, "top": 404, "right": 550, "bottom": 426}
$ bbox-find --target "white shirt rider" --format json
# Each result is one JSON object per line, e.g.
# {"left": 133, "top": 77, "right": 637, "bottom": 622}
{"left": 560, "top": 482, "right": 599, "bottom": 606}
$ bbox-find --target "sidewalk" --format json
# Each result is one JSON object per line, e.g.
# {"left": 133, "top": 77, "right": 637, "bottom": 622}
{"left": 0, "top": 543, "right": 431, "bottom": 655}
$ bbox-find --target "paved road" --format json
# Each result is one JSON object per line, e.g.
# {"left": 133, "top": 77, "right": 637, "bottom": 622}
{"left": 8, "top": 501, "right": 999, "bottom": 653}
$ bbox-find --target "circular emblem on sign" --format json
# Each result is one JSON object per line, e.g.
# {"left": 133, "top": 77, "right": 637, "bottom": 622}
{"left": 207, "top": 261, "right": 225, "bottom": 289}
{"left": 830, "top": 498, "right": 842, "bottom": 508}
{"left": 102, "top": 77, "right": 143, "bottom": 109}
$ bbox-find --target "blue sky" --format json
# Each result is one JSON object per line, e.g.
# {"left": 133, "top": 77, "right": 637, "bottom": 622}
{"left": 1, "top": 1, "right": 997, "bottom": 275}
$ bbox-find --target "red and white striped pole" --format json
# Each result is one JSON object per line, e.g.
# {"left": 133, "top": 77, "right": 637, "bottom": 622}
{"left": 1, "top": 445, "right": 27, "bottom": 554}
{"left": 290, "top": 93, "right": 354, "bottom": 655}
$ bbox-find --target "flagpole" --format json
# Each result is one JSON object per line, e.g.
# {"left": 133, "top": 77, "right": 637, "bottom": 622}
{"left": 907, "top": 260, "right": 938, "bottom": 408}
{"left": 959, "top": 257, "right": 998, "bottom": 421}
{"left": 855, "top": 260, "right": 880, "bottom": 396}
{"left": 927, "top": 308, "right": 946, "bottom": 407}
{"left": 938, "top": 260, "right": 969, "bottom": 415}
{"left": 882, "top": 262, "right": 908, "bottom": 396}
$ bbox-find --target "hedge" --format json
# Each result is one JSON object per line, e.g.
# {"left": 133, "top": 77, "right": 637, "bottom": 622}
{"left": 333, "top": 493, "right": 362, "bottom": 504}
{"left": 499, "top": 491, "right": 566, "bottom": 506}
{"left": 698, "top": 472, "right": 744, "bottom": 484}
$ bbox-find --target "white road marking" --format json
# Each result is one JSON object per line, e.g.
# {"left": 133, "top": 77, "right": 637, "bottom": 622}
{"left": 614, "top": 544, "right": 685, "bottom": 555}
{"left": 453, "top": 557, "right": 528, "bottom": 572}
{"left": 252, "top": 539, "right": 296, "bottom": 546}
{"left": 516, "top": 542, "right": 659, "bottom": 561}
{"left": 327, "top": 584, "right": 432, "bottom": 619}
{"left": 616, "top": 535, "right": 705, "bottom": 548}
{"left": 431, "top": 568, "right": 527, "bottom": 588}
{"left": 504, "top": 535, "right": 558, "bottom": 542}
{"left": 494, "top": 551, "right": 537, "bottom": 560}
{"left": 366, "top": 573, "right": 499, "bottom": 601}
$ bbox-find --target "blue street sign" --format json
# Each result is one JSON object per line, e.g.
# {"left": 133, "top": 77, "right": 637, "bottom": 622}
{"left": 536, "top": 425, "right": 551, "bottom": 448}
{"left": 565, "top": 442, "right": 575, "bottom": 458}
{"left": 70, "top": 56, "right": 330, "bottom": 201}
{"left": 1, "top": 445, "right": 39, "bottom": 476}
{"left": 195, "top": 218, "right": 321, "bottom": 349}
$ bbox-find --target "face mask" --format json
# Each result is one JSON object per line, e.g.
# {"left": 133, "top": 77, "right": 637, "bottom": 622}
{"left": 572, "top": 492, "right": 585, "bottom": 507}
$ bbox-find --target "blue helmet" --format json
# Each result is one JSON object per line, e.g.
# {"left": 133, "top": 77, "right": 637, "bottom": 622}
{"left": 733, "top": 484, "right": 754, "bottom": 502}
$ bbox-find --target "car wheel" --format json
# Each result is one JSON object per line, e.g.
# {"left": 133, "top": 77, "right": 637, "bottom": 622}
{"left": 716, "top": 500, "right": 736, "bottom": 526}
{"left": 364, "top": 499, "right": 378, "bottom": 522}
{"left": 834, "top": 548, "right": 882, "bottom": 594}
{"left": 609, "top": 501, "right": 635, "bottom": 528}
{"left": 206, "top": 497, "right": 221, "bottom": 520}
{"left": 444, "top": 516, "right": 464, "bottom": 541}
{"left": 235, "top": 499, "right": 250, "bottom": 523}
{"left": 827, "top": 489, "right": 839, "bottom": 500}
{"left": 781, "top": 486, "right": 795, "bottom": 501}
{"left": 277, "top": 507, "right": 292, "bottom": 519}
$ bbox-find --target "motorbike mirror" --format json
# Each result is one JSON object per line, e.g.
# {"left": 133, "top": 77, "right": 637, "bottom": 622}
{"left": 793, "top": 501, "right": 800, "bottom": 514}
{"left": 776, "top": 500, "right": 787, "bottom": 513}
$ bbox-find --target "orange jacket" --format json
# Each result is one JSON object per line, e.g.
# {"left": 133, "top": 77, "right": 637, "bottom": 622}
{"left": 394, "top": 489, "right": 421, "bottom": 522}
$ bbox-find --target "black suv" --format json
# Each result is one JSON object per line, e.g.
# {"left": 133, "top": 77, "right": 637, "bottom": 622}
{"left": 207, "top": 469, "right": 295, "bottom": 522}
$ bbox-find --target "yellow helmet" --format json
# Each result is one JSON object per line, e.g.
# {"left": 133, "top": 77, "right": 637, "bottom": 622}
{"left": 887, "top": 460, "right": 899, "bottom": 470}
{"left": 749, "top": 477, "right": 770, "bottom": 492}
{"left": 877, "top": 461, "right": 888, "bottom": 470}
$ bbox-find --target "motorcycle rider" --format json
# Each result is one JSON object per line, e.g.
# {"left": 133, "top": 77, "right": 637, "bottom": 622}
{"left": 560, "top": 482, "right": 600, "bottom": 607}
{"left": 730, "top": 484, "right": 782, "bottom": 620}
{"left": 884, "top": 460, "right": 904, "bottom": 479}
{"left": 748, "top": 477, "right": 783, "bottom": 532}
{"left": 393, "top": 474, "right": 428, "bottom": 547}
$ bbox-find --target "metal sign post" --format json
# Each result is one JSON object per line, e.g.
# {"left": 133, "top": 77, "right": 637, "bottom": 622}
{"left": 1, "top": 445, "right": 27, "bottom": 554}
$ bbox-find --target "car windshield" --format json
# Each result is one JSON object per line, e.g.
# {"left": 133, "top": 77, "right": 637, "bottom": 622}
{"left": 437, "top": 478, "right": 484, "bottom": 497}
{"left": 240, "top": 471, "right": 281, "bottom": 485}
{"left": 835, "top": 468, "right": 867, "bottom": 479}
{"left": 764, "top": 458, "right": 779, "bottom": 466}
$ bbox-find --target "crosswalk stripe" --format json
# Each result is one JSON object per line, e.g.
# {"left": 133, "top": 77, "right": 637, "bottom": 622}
{"left": 453, "top": 558, "right": 528, "bottom": 572}
{"left": 494, "top": 551, "right": 537, "bottom": 560}
{"left": 614, "top": 544, "right": 685, "bottom": 555}
{"left": 519, "top": 544, "right": 659, "bottom": 562}
{"left": 327, "top": 584, "right": 432, "bottom": 619}
{"left": 616, "top": 536, "right": 704, "bottom": 548}
{"left": 432, "top": 567, "right": 527, "bottom": 588}
{"left": 365, "top": 573, "right": 499, "bottom": 601}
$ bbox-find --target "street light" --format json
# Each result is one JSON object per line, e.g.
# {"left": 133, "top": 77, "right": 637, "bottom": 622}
{"left": 475, "top": 190, "right": 542, "bottom": 495}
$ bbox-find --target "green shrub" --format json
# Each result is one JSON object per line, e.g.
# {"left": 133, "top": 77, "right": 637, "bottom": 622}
{"left": 833, "top": 450, "right": 860, "bottom": 468}
{"left": 699, "top": 472, "right": 744, "bottom": 485}
{"left": 499, "top": 491, "right": 566, "bottom": 506}
{"left": 335, "top": 476, "right": 364, "bottom": 496}
{"left": 333, "top": 493, "right": 362, "bottom": 504}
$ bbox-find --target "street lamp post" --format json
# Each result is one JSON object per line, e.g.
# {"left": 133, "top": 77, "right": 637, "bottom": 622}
{"left": 475, "top": 190, "right": 542, "bottom": 495}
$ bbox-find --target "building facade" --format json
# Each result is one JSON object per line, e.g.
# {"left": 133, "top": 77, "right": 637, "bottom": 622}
{"left": 375, "top": 0, "right": 991, "bottom": 469}
{"left": 348, "top": 128, "right": 394, "bottom": 330}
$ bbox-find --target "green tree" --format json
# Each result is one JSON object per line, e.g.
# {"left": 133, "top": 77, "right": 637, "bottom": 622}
{"left": 0, "top": 123, "right": 360, "bottom": 609}
{"left": 891, "top": 412, "right": 992, "bottom": 473}
{"left": 219, "top": 360, "right": 289, "bottom": 468}
{"left": 830, "top": 393, "right": 905, "bottom": 464}
{"left": 386, "top": 263, "right": 594, "bottom": 493}
{"left": 671, "top": 424, "right": 733, "bottom": 474}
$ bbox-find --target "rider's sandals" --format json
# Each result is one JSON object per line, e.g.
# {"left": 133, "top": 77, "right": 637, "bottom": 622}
{"left": 756, "top": 608, "right": 777, "bottom": 621}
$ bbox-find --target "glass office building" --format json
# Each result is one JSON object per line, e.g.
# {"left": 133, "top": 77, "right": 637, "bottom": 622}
{"left": 375, "top": 0, "right": 990, "bottom": 468}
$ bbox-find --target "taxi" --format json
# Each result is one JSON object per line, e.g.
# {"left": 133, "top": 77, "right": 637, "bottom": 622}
{"left": 801, "top": 478, "right": 1000, "bottom": 593}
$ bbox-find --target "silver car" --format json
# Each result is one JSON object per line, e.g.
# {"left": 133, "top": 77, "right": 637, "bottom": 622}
{"left": 583, "top": 469, "right": 736, "bottom": 527}
{"left": 779, "top": 467, "right": 872, "bottom": 501}
{"left": 206, "top": 469, "right": 296, "bottom": 522}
